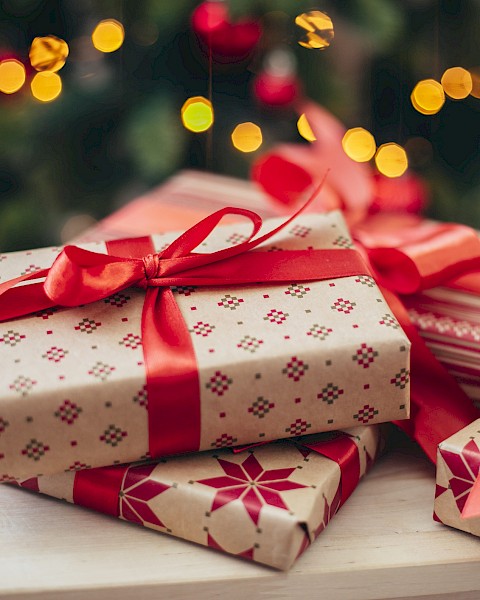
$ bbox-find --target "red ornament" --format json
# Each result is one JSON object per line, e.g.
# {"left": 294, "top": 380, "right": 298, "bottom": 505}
{"left": 253, "top": 69, "right": 300, "bottom": 107}
{"left": 191, "top": 1, "right": 261, "bottom": 63}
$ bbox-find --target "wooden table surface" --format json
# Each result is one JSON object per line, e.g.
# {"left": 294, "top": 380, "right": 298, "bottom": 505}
{"left": 1, "top": 439, "right": 480, "bottom": 600}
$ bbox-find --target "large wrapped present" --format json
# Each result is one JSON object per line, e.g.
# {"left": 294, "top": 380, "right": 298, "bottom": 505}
{"left": 435, "top": 419, "right": 480, "bottom": 536}
{"left": 15, "top": 426, "right": 381, "bottom": 570}
{"left": 0, "top": 207, "right": 410, "bottom": 481}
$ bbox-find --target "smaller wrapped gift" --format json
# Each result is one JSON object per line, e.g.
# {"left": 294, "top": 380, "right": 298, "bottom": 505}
{"left": 435, "top": 419, "right": 480, "bottom": 536}
{"left": 15, "top": 426, "right": 381, "bottom": 570}
{"left": 0, "top": 208, "right": 410, "bottom": 481}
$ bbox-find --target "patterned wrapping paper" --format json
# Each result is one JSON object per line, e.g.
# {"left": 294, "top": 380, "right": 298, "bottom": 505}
{"left": 15, "top": 426, "right": 381, "bottom": 570}
{"left": 435, "top": 419, "right": 480, "bottom": 536}
{"left": 0, "top": 211, "right": 410, "bottom": 481}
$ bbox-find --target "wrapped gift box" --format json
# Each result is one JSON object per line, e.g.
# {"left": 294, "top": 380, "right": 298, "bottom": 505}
{"left": 435, "top": 419, "right": 480, "bottom": 536}
{"left": 15, "top": 426, "right": 381, "bottom": 570}
{"left": 0, "top": 210, "right": 410, "bottom": 481}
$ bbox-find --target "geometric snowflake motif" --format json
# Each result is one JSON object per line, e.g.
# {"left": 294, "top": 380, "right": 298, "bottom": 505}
{"left": 133, "top": 385, "right": 148, "bottom": 409}
{"left": 285, "top": 418, "right": 312, "bottom": 436}
{"left": 237, "top": 335, "right": 263, "bottom": 353}
{"left": 21, "top": 438, "right": 50, "bottom": 461}
{"left": 263, "top": 309, "right": 289, "bottom": 324}
{"left": 332, "top": 235, "right": 353, "bottom": 249}
{"left": 211, "top": 433, "right": 238, "bottom": 448}
{"left": 307, "top": 324, "right": 332, "bottom": 340}
{"left": 42, "top": 346, "right": 68, "bottom": 363}
{"left": 354, "top": 275, "right": 375, "bottom": 287}
{"left": 248, "top": 396, "right": 275, "bottom": 418}
{"left": 119, "top": 333, "right": 142, "bottom": 350}
{"left": 226, "top": 232, "right": 248, "bottom": 246}
{"left": 9, "top": 375, "right": 37, "bottom": 396}
{"left": 285, "top": 284, "right": 311, "bottom": 298}
{"left": 88, "top": 361, "right": 115, "bottom": 381}
{"left": 312, "top": 489, "right": 341, "bottom": 539}
{"left": 104, "top": 293, "right": 131, "bottom": 307}
{"left": 197, "top": 453, "right": 308, "bottom": 525}
{"left": 317, "top": 383, "right": 344, "bottom": 405}
{"left": 289, "top": 224, "right": 311, "bottom": 238}
{"left": 189, "top": 321, "right": 215, "bottom": 337}
{"left": 0, "top": 417, "right": 9, "bottom": 435}
{"left": 218, "top": 294, "right": 244, "bottom": 310}
{"left": 100, "top": 424, "right": 128, "bottom": 446}
{"left": 54, "top": 399, "right": 82, "bottom": 425}
{"left": 352, "top": 343, "right": 378, "bottom": 368}
{"left": 171, "top": 285, "right": 196, "bottom": 296}
{"left": 331, "top": 298, "right": 356, "bottom": 314}
{"left": 206, "top": 370, "right": 233, "bottom": 396}
{"left": 438, "top": 439, "right": 480, "bottom": 513}
{"left": 75, "top": 318, "right": 102, "bottom": 334}
{"left": 68, "top": 461, "right": 91, "bottom": 471}
{"left": 282, "top": 356, "right": 308, "bottom": 382}
{"left": 119, "top": 463, "right": 170, "bottom": 528}
{"left": 0, "top": 330, "right": 26, "bottom": 346}
{"left": 20, "top": 264, "right": 41, "bottom": 276}
{"left": 353, "top": 404, "right": 379, "bottom": 424}
{"left": 390, "top": 368, "right": 410, "bottom": 389}
{"left": 379, "top": 313, "right": 399, "bottom": 329}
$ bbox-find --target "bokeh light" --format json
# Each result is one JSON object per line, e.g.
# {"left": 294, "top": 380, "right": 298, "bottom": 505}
{"left": 92, "top": 19, "right": 125, "bottom": 53}
{"left": 470, "top": 68, "right": 480, "bottom": 99}
{"left": 29, "top": 36, "right": 69, "bottom": 72}
{"left": 181, "top": 96, "right": 214, "bottom": 132}
{"left": 342, "top": 127, "right": 376, "bottom": 162}
{"left": 410, "top": 79, "right": 445, "bottom": 115}
{"left": 295, "top": 10, "right": 334, "bottom": 50}
{"left": 60, "top": 214, "right": 97, "bottom": 243}
{"left": 31, "top": 71, "right": 62, "bottom": 102}
{"left": 231, "top": 122, "right": 263, "bottom": 152}
{"left": 375, "top": 143, "right": 408, "bottom": 178}
{"left": 0, "top": 59, "right": 26, "bottom": 94}
{"left": 441, "top": 67, "right": 473, "bottom": 99}
{"left": 297, "top": 113, "right": 316, "bottom": 142}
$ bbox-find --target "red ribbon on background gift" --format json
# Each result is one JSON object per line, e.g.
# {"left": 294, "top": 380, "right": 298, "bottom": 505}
{"left": 0, "top": 187, "right": 371, "bottom": 459}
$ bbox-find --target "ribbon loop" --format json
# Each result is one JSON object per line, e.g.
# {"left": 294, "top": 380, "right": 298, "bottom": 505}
{"left": 141, "top": 253, "right": 161, "bottom": 287}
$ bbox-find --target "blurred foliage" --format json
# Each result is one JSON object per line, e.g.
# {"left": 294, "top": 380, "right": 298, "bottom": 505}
{"left": 0, "top": 0, "right": 478, "bottom": 250}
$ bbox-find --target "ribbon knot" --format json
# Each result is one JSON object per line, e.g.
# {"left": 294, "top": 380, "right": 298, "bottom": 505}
{"left": 141, "top": 253, "right": 162, "bottom": 287}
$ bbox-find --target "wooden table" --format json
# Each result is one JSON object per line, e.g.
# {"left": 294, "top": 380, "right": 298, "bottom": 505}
{"left": 1, "top": 439, "right": 480, "bottom": 600}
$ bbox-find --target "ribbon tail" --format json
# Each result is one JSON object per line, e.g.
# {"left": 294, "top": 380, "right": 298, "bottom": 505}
{"left": 461, "top": 472, "right": 480, "bottom": 519}
{"left": 383, "top": 288, "right": 480, "bottom": 464}
{"left": 144, "top": 288, "right": 201, "bottom": 457}
{"left": 0, "top": 268, "right": 56, "bottom": 321}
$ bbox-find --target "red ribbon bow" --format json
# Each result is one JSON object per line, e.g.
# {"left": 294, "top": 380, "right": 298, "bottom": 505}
{"left": 0, "top": 191, "right": 371, "bottom": 459}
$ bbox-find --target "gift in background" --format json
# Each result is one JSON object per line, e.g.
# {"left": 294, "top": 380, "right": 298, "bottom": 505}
{"left": 16, "top": 426, "right": 382, "bottom": 570}
{"left": 0, "top": 208, "right": 409, "bottom": 481}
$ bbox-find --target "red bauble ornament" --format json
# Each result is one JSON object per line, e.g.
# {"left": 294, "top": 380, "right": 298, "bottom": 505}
{"left": 253, "top": 70, "right": 300, "bottom": 107}
{"left": 191, "top": 1, "right": 261, "bottom": 64}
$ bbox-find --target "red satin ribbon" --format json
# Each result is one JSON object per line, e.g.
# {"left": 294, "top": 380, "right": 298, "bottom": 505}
{"left": 303, "top": 432, "right": 361, "bottom": 506}
{"left": 0, "top": 194, "right": 372, "bottom": 459}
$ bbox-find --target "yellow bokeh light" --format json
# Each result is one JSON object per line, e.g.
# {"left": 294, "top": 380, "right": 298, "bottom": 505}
{"left": 181, "top": 96, "right": 214, "bottom": 133}
{"left": 0, "top": 59, "right": 26, "bottom": 94}
{"left": 410, "top": 79, "right": 445, "bottom": 115}
{"left": 470, "top": 68, "right": 480, "bottom": 99}
{"left": 375, "top": 143, "right": 408, "bottom": 178}
{"left": 342, "top": 127, "right": 376, "bottom": 162}
{"left": 296, "top": 10, "right": 334, "bottom": 50}
{"left": 92, "top": 19, "right": 125, "bottom": 53}
{"left": 297, "top": 113, "right": 316, "bottom": 142}
{"left": 29, "top": 36, "right": 69, "bottom": 72}
{"left": 31, "top": 71, "right": 62, "bottom": 102}
{"left": 441, "top": 66, "right": 473, "bottom": 100}
{"left": 231, "top": 122, "right": 263, "bottom": 153}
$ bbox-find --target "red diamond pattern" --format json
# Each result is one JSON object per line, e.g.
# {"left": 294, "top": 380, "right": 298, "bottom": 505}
{"left": 9, "top": 375, "right": 37, "bottom": 396}
{"left": 331, "top": 298, "right": 356, "bottom": 314}
{"left": 218, "top": 294, "right": 244, "bottom": 310}
{"left": 354, "top": 404, "right": 379, "bottom": 423}
{"left": 120, "top": 333, "right": 142, "bottom": 349}
{"left": 133, "top": 385, "right": 148, "bottom": 408}
{"left": 104, "top": 293, "right": 130, "bottom": 307}
{"left": 285, "top": 418, "right": 312, "bottom": 435}
{"left": 206, "top": 371, "right": 233, "bottom": 396}
{"left": 54, "top": 399, "right": 82, "bottom": 425}
{"left": 189, "top": 321, "right": 215, "bottom": 337}
{"left": 100, "top": 424, "right": 128, "bottom": 446}
{"left": 248, "top": 396, "right": 275, "bottom": 418}
{"left": 263, "top": 309, "right": 289, "bottom": 324}
{"left": 75, "top": 318, "right": 102, "bottom": 334}
{"left": 289, "top": 224, "right": 311, "bottom": 238}
{"left": 21, "top": 438, "right": 50, "bottom": 461}
{"left": 0, "top": 330, "right": 26, "bottom": 346}
{"left": 317, "top": 383, "right": 344, "bottom": 405}
{"left": 285, "top": 284, "right": 311, "bottom": 298}
{"left": 42, "top": 346, "right": 68, "bottom": 363}
{"left": 211, "top": 433, "right": 238, "bottom": 448}
{"left": 282, "top": 356, "right": 308, "bottom": 382}
{"left": 307, "top": 324, "right": 332, "bottom": 340}
{"left": 390, "top": 368, "right": 410, "bottom": 389}
{"left": 353, "top": 343, "right": 379, "bottom": 368}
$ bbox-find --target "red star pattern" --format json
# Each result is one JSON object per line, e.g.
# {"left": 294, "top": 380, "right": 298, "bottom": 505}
{"left": 119, "top": 464, "right": 171, "bottom": 528}
{"left": 439, "top": 439, "right": 480, "bottom": 512}
{"left": 198, "top": 453, "right": 307, "bottom": 525}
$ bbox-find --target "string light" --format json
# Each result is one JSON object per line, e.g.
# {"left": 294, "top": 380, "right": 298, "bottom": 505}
{"left": 441, "top": 67, "right": 473, "bottom": 100}
{"left": 29, "top": 36, "right": 69, "bottom": 72}
{"left": 92, "top": 19, "right": 125, "bottom": 53}
{"left": 342, "top": 127, "right": 376, "bottom": 162}
{"left": 297, "top": 113, "right": 316, "bottom": 142}
{"left": 231, "top": 122, "right": 263, "bottom": 152}
{"left": 375, "top": 143, "right": 408, "bottom": 178}
{"left": 0, "top": 59, "right": 26, "bottom": 94}
{"left": 410, "top": 79, "right": 445, "bottom": 115}
{"left": 469, "top": 68, "right": 480, "bottom": 99}
{"left": 181, "top": 96, "right": 214, "bottom": 132}
{"left": 31, "top": 71, "right": 62, "bottom": 102}
{"left": 295, "top": 10, "right": 334, "bottom": 49}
